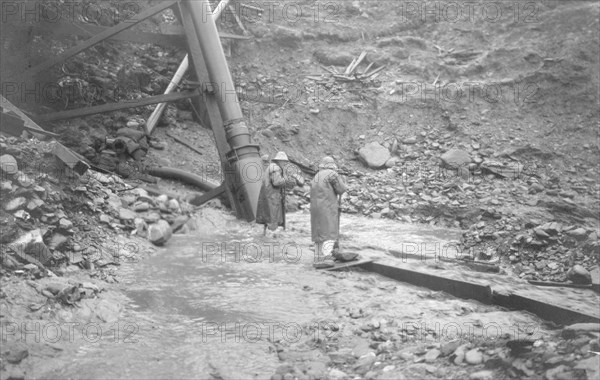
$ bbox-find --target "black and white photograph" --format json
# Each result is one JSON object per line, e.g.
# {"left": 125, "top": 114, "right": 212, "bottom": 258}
{"left": 0, "top": 0, "right": 599, "bottom": 379}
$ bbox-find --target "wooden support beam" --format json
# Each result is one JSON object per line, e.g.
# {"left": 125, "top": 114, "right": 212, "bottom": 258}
{"left": 146, "top": 0, "right": 236, "bottom": 135}
{"left": 33, "top": 20, "right": 186, "bottom": 48}
{"left": 177, "top": 2, "right": 240, "bottom": 217}
{"left": 228, "top": 4, "right": 249, "bottom": 35}
{"left": 189, "top": 184, "right": 226, "bottom": 206}
{"left": 364, "top": 262, "right": 494, "bottom": 305}
{"left": 52, "top": 143, "right": 90, "bottom": 175}
{"left": 32, "top": 20, "right": 249, "bottom": 47}
{"left": 0, "top": 112, "right": 59, "bottom": 138}
{"left": 23, "top": 0, "right": 177, "bottom": 77}
{"left": 0, "top": 95, "right": 90, "bottom": 176}
{"left": 36, "top": 90, "right": 200, "bottom": 122}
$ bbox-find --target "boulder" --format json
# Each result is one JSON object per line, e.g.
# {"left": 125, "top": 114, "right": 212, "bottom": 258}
{"left": 4, "top": 197, "right": 26, "bottom": 211}
{"left": 566, "top": 228, "right": 588, "bottom": 239}
{"left": 0, "top": 154, "right": 18, "bottom": 174}
{"left": 8, "top": 229, "right": 52, "bottom": 265}
{"left": 465, "top": 348, "right": 483, "bottom": 365}
{"left": 119, "top": 207, "right": 137, "bottom": 221}
{"left": 440, "top": 149, "right": 471, "bottom": 169}
{"left": 359, "top": 142, "right": 391, "bottom": 169}
{"left": 567, "top": 265, "right": 592, "bottom": 284}
{"left": 148, "top": 220, "right": 172, "bottom": 246}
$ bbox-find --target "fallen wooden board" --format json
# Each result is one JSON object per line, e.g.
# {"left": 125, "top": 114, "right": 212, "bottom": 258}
{"left": 315, "top": 258, "right": 374, "bottom": 271}
{"left": 364, "top": 261, "right": 599, "bottom": 324}
{"left": 528, "top": 280, "right": 593, "bottom": 289}
{"left": 36, "top": 90, "right": 200, "bottom": 122}
{"left": 0, "top": 112, "right": 60, "bottom": 138}
{"left": 188, "top": 184, "right": 226, "bottom": 207}
{"left": 52, "top": 143, "right": 90, "bottom": 175}
{"left": 0, "top": 94, "right": 89, "bottom": 175}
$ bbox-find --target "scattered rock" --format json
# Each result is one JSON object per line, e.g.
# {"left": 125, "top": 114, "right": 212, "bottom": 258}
{"left": 148, "top": 220, "right": 172, "bottom": 246}
{"left": 465, "top": 348, "right": 483, "bottom": 365}
{"left": 469, "top": 370, "right": 494, "bottom": 380}
{"left": 440, "top": 149, "right": 471, "bottom": 169}
{"left": 359, "top": 142, "right": 391, "bottom": 169}
{"left": 567, "top": 265, "right": 592, "bottom": 284}
{"left": 424, "top": 348, "right": 440, "bottom": 363}
{"left": 0, "top": 154, "right": 18, "bottom": 174}
{"left": 119, "top": 207, "right": 137, "bottom": 221}
{"left": 327, "top": 368, "right": 348, "bottom": 380}
{"left": 4, "top": 197, "right": 27, "bottom": 211}
{"left": 566, "top": 228, "right": 588, "bottom": 239}
{"left": 8, "top": 229, "right": 53, "bottom": 265}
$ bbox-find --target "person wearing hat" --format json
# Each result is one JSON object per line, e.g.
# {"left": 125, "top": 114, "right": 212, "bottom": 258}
{"left": 310, "top": 156, "right": 347, "bottom": 261}
{"left": 255, "top": 151, "right": 304, "bottom": 236}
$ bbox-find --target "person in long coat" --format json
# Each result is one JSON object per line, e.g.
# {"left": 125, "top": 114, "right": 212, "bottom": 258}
{"left": 255, "top": 151, "right": 304, "bottom": 235}
{"left": 310, "top": 156, "right": 347, "bottom": 260}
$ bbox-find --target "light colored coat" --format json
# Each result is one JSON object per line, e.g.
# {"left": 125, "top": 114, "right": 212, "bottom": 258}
{"left": 310, "top": 168, "right": 347, "bottom": 242}
{"left": 255, "top": 163, "right": 286, "bottom": 230}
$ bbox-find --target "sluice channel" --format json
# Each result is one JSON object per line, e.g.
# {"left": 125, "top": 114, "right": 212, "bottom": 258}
{"left": 37, "top": 211, "right": 597, "bottom": 380}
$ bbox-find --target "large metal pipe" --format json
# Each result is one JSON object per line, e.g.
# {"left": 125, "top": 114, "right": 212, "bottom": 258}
{"left": 186, "top": 0, "right": 262, "bottom": 218}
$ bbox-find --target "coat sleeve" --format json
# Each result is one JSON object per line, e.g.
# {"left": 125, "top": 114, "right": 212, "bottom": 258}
{"left": 269, "top": 164, "right": 286, "bottom": 187}
{"left": 330, "top": 172, "right": 347, "bottom": 195}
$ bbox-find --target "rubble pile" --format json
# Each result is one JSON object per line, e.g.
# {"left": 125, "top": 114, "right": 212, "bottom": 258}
{"left": 0, "top": 135, "right": 192, "bottom": 277}
{"left": 270, "top": 313, "right": 600, "bottom": 380}
{"left": 294, "top": 131, "right": 600, "bottom": 283}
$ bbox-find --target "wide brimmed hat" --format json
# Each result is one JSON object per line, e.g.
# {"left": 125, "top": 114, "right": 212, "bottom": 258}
{"left": 272, "top": 151, "right": 289, "bottom": 161}
{"left": 319, "top": 156, "right": 337, "bottom": 170}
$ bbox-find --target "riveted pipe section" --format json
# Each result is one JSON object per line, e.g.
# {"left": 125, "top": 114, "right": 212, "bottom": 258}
{"left": 186, "top": 0, "right": 262, "bottom": 219}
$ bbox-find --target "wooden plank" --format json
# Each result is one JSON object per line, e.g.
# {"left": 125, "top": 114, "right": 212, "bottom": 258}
{"left": 348, "top": 51, "right": 367, "bottom": 75}
{"left": 318, "top": 258, "right": 374, "bottom": 271}
{"left": 36, "top": 90, "right": 200, "bottom": 122}
{"left": 361, "top": 65, "right": 387, "bottom": 78}
{"left": 23, "top": 0, "right": 177, "bottom": 77}
{"left": 177, "top": 2, "right": 239, "bottom": 216}
{"left": 364, "top": 262, "right": 494, "bottom": 304}
{"left": 343, "top": 58, "right": 357, "bottom": 75}
{"left": 228, "top": 4, "right": 249, "bottom": 35}
{"left": 34, "top": 20, "right": 249, "bottom": 46}
{"left": 0, "top": 112, "right": 59, "bottom": 138}
{"left": 52, "top": 143, "right": 90, "bottom": 175}
{"left": 145, "top": 57, "right": 190, "bottom": 135}
{"left": 494, "top": 291, "right": 600, "bottom": 324}
{"left": 189, "top": 185, "right": 226, "bottom": 206}
{"left": 146, "top": 0, "right": 236, "bottom": 136}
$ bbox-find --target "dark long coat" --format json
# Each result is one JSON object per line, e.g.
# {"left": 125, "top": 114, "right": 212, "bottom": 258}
{"left": 310, "top": 168, "right": 347, "bottom": 243}
{"left": 255, "top": 163, "right": 286, "bottom": 230}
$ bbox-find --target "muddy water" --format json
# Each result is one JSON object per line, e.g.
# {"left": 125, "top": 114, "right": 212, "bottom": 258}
{"left": 39, "top": 210, "right": 558, "bottom": 380}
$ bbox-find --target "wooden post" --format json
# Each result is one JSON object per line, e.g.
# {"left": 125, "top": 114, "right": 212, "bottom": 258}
{"left": 176, "top": 2, "right": 242, "bottom": 217}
